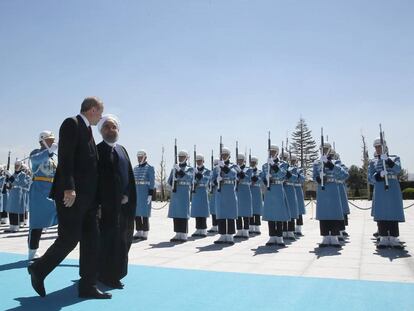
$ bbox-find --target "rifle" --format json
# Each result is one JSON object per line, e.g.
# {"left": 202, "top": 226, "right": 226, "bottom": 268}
{"left": 236, "top": 141, "right": 239, "bottom": 191}
{"left": 6, "top": 151, "right": 11, "bottom": 171}
{"left": 267, "top": 131, "right": 271, "bottom": 191}
{"left": 192, "top": 145, "right": 197, "bottom": 193}
{"left": 249, "top": 148, "right": 251, "bottom": 164}
{"left": 281, "top": 141, "right": 285, "bottom": 160}
{"left": 172, "top": 139, "right": 178, "bottom": 193}
{"left": 217, "top": 136, "right": 223, "bottom": 192}
{"left": 320, "top": 128, "right": 325, "bottom": 190}
{"left": 379, "top": 124, "right": 389, "bottom": 191}
{"left": 209, "top": 149, "right": 214, "bottom": 193}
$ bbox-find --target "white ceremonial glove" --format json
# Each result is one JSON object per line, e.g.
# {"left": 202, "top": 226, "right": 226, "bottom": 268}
{"left": 380, "top": 154, "right": 388, "bottom": 161}
{"left": 4, "top": 170, "right": 12, "bottom": 177}
{"left": 121, "top": 195, "right": 129, "bottom": 205}
{"left": 147, "top": 195, "right": 152, "bottom": 205}
{"left": 48, "top": 142, "right": 58, "bottom": 154}
{"left": 380, "top": 170, "right": 387, "bottom": 178}
{"left": 234, "top": 166, "right": 241, "bottom": 173}
{"left": 216, "top": 175, "right": 223, "bottom": 184}
{"left": 320, "top": 155, "right": 328, "bottom": 163}
{"left": 174, "top": 164, "right": 181, "bottom": 171}
{"left": 218, "top": 160, "right": 225, "bottom": 167}
{"left": 267, "top": 157, "right": 274, "bottom": 165}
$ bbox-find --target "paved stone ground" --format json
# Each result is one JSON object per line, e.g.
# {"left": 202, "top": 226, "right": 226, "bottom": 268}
{"left": 1, "top": 200, "right": 413, "bottom": 283}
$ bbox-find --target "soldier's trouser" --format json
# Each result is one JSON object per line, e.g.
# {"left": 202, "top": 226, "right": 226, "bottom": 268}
{"left": 28, "top": 228, "right": 43, "bottom": 249}
{"left": 195, "top": 217, "right": 207, "bottom": 229}
{"left": 249, "top": 214, "right": 261, "bottom": 226}
{"left": 319, "top": 220, "right": 341, "bottom": 236}
{"left": 236, "top": 217, "right": 250, "bottom": 230}
{"left": 283, "top": 219, "right": 296, "bottom": 232}
{"left": 217, "top": 219, "right": 236, "bottom": 235}
{"left": 296, "top": 214, "right": 304, "bottom": 226}
{"left": 9, "top": 213, "right": 19, "bottom": 226}
{"left": 1, "top": 211, "right": 7, "bottom": 218}
{"left": 211, "top": 214, "right": 218, "bottom": 226}
{"left": 268, "top": 221, "right": 283, "bottom": 237}
{"left": 135, "top": 216, "right": 149, "bottom": 231}
{"left": 173, "top": 218, "right": 188, "bottom": 233}
{"left": 344, "top": 214, "right": 348, "bottom": 226}
{"left": 377, "top": 221, "right": 399, "bottom": 237}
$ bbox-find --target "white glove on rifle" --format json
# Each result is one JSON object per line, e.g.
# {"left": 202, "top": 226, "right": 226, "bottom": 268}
{"left": 218, "top": 160, "right": 225, "bottom": 168}
{"left": 267, "top": 157, "right": 274, "bottom": 165}
{"left": 216, "top": 175, "right": 223, "bottom": 184}
{"left": 380, "top": 170, "right": 387, "bottom": 178}
{"left": 48, "top": 142, "right": 58, "bottom": 154}
{"left": 380, "top": 154, "right": 388, "bottom": 161}
{"left": 147, "top": 195, "right": 152, "bottom": 205}
{"left": 320, "top": 155, "right": 328, "bottom": 163}
{"left": 174, "top": 164, "right": 181, "bottom": 171}
{"left": 4, "top": 170, "right": 12, "bottom": 178}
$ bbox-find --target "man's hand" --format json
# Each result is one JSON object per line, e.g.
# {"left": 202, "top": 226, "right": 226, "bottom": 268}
{"left": 63, "top": 190, "right": 76, "bottom": 207}
{"left": 121, "top": 195, "right": 129, "bottom": 205}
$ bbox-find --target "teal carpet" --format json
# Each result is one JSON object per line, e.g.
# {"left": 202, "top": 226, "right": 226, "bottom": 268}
{"left": 0, "top": 252, "right": 413, "bottom": 310}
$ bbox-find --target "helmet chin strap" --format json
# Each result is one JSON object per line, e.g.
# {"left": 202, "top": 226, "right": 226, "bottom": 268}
{"left": 179, "top": 158, "right": 187, "bottom": 165}
{"left": 139, "top": 156, "right": 147, "bottom": 164}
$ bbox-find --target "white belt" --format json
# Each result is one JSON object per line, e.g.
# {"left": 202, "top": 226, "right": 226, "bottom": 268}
{"left": 285, "top": 182, "right": 295, "bottom": 186}
{"left": 387, "top": 175, "right": 397, "bottom": 180}
{"left": 270, "top": 180, "right": 283, "bottom": 185}
{"left": 177, "top": 181, "right": 191, "bottom": 186}
{"left": 222, "top": 180, "right": 235, "bottom": 185}
{"left": 197, "top": 183, "right": 206, "bottom": 187}
{"left": 326, "top": 178, "right": 336, "bottom": 183}
{"left": 294, "top": 183, "right": 302, "bottom": 187}
{"left": 336, "top": 181, "right": 344, "bottom": 184}
{"left": 135, "top": 181, "right": 150, "bottom": 185}
{"left": 239, "top": 181, "right": 250, "bottom": 185}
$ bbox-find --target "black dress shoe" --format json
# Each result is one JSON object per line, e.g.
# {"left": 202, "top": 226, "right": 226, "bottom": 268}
{"left": 79, "top": 286, "right": 112, "bottom": 299}
{"left": 27, "top": 265, "right": 46, "bottom": 297}
{"left": 99, "top": 278, "right": 124, "bottom": 289}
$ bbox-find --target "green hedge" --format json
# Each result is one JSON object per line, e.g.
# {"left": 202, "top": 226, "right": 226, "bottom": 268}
{"left": 402, "top": 188, "right": 414, "bottom": 199}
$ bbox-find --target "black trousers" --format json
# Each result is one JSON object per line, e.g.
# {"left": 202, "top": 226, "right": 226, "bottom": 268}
{"left": 319, "top": 220, "right": 342, "bottom": 236}
{"left": 135, "top": 216, "right": 149, "bottom": 231}
{"left": 249, "top": 214, "right": 261, "bottom": 226}
{"left": 211, "top": 214, "right": 218, "bottom": 226}
{"left": 173, "top": 218, "right": 188, "bottom": 233}
{"left": 268, "top": 221, "right": 283, "bottom": 237}
{"left": 28, "top": 228, "right": 43, "bottom": 249}
{"left": 9, "top": 213, "right": 19, "bottom": 225}
{"left": 377, "top": 220, "right": 399, "bottom": 237}
{"left": 1, "top": 211, "right": 7, "bottom": 218}
{"left": 30, "top": 196, "right": 99, "bottom": 288}
{"left": 236, "top": 217, "right": 250, "bottom": 230}
{"left": 282, "top": 219, "right": 296, "bottom": 232}
{"left": 344, "top": 214, "right": 349, "bottom": 226}
{"left": 217, "top": 219, "right": 236, "bottom": 234}
{"left": 195, "top": 217, "right": 207, "bottom": 229}
{"left": 296, "top": 214, "right": 303, "bottom": 226}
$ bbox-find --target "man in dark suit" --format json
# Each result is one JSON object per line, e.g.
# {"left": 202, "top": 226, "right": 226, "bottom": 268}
{"left": 28, "top": 97, "right": 112, "bottom": 299}
{"left": 96, "top": 115, "right": 136, "bottom": 289}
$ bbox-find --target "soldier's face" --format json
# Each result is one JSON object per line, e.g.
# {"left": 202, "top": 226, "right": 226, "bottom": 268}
{"left": 178, "top": 156, "right": 187, "bottom": 163}
{"left": 270, "top": 150, "right": 277, "bottom": 157}
{"left": 138, "top": 155, "right": 146, "bottom": 163}
{"left": 101, "top": 120, "right": 119, "bottom": 143}
{"left": 222, "top": 153, "right": 230, "bottom": 161}
{"left": 237, "top": 159, "right": 244, "bottom": 166}
{"left": 44, "top": 138, "right": 55, "bottom": 148}
{"left": 196, "top": 160, "right": 204, "bottom": 166}
{"left": 375, "top": 145, "right": 382, "bottom": 155}
{"left": 250, "top": 161, "right": 257, "bottom": 167}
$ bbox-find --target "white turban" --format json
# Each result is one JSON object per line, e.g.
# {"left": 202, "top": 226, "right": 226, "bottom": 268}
{"left": 97, "top": 114, "right": 120, "bottom": 133}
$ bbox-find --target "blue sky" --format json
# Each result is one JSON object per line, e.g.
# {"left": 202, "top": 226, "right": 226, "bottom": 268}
{"left": 1, "top": 0, "right": 413, "bottom": 175}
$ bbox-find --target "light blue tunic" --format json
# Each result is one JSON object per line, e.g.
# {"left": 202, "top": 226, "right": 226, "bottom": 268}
{"left": 168, "top": 165, "right": 194, "bottom": 219}
{"left": 368, "top": 156, "right": 404, "bottom": 222}
{"left": 29, "top": 148, "right": 58, "bottom": 229}
{"left": 313, "top": 160, "right": 344, "bottom": 220}
{"left": 0, "top": 176, "right": 8, "bottom": 213}
{"left": 335, "top": 160, "right": 350, "bottom": 215}
{"left": 190, "top": 167, "right": 211, "bottom": 218}
{"left": 6, "top": 171, "right": 30, "bottom": 214}
{"left": 294, "top": 167, "right": 306, "bottom": 215}
{"left": 209, "top": 182, "right": 217, "bottom": 216}
{"left": 134, "top": 162, "right": 155, "bottom": 217}
{"left": 261, "top": 159, "right": 291, "bottom": 221}
{"left": 247, "top": 167, "right": 263, "bottom": 215}
{"left": 236, "top": 166, "right": 253, "bottom": 217}
{"left": 284, "top": 165, "right": 299, "bottom": 219}
{"left": 212, "top": 163, "right": 238, "bottom": 220}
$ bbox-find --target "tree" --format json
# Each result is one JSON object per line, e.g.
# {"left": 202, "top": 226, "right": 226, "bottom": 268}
{"left": 290, "top": 117, "right": 319, "bottom": 179}
{"left": 361, "top": 134, "right": 370, "bottom": 198}
{"left": 398, "top": 168, "right": 408, "bottom": 182}
{"left": 156, "top": 146, "right": 168, "bottom": 201}
{"left": 347, "top": 165, "right": 366, "bottom": 197}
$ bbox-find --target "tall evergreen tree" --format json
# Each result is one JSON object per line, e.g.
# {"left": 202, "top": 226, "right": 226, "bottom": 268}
{"left": 290, "top": 117, "right": 319, "bottom": 178}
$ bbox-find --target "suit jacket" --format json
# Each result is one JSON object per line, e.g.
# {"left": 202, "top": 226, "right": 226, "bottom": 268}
{"left": 50, "top": 115, "right": 98, "bottom": 202}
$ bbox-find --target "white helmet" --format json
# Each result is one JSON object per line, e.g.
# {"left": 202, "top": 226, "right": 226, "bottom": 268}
{"left": 290, "top": 154, "right": 297, "bottom": 161}
{"left": 328, "top": 148, "right": 336, "bottom": 156}
{"left": 221, "top": 147, "right": 231, "bottom": 155}
{"left": 213, "top": 158, "right": 219, "bottom": 165}
{"left": 250, "top": 156, "right": 258, "bottom": 163}
{"left": 373, "top": 138, "right": 384, "bottom": 147}
{"left": 178, "top": 150, "right": 188, "bottom": 157}
{"left": 322, "top": 142, "right": 332, "bottom": 149}
{"left": 196, "top": 154, "right": 204, "bottom": 161}
{"left": 237, "top": 154, "right": 245, "bottom": 160}
{"left": 39, "top": 130, "right": 55, "bottom": 142}
{"left": 269, "top": 145, "right": 279, "bottom": 152}
{"left": 137, "top": 150, "right": 147, "bottom": 157}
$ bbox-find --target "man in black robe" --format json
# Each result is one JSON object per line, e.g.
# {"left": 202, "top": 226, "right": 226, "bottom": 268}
{"left": 96, "top": 115, "right": 136, "bottom": 289}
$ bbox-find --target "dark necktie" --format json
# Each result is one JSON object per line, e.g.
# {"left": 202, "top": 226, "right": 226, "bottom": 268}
{"left": 88, "top": 126, "right": 92, "bottom": 139}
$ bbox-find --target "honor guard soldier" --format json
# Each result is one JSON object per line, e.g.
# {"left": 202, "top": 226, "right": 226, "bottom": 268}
{"left": 0, "top": 165, "right": 9, "bottom": 224}
{"left": 334, "top": 152, "right": 350, "bottom": 239}
{"left": 262, "top": 145, "right": 290, "bottom": 247}
{"left": 4, "top": 161, "right": 31, "bottom": 233}
{"left": 313, "top": 143, "right": 345, "bottom": 247}
{"left": 290, "top": 155, "right": 306, "bottom": 236}
{"left": 283, "top": 155, "right": 299, "bottom": 240}
{"left": 167, "top": 150, "right": 194, "bottom": 242}
{"left": 208, "top": 158, "right": 219, "bottom": 233}
{"left": 27, "top": 131, "right": 58, "bottom": 260}
{"left": 212, "top": 147, "right": 238, "bottom": 245}
{"left": 369, "top": 137, "right": 405, "bottom": 249}
{"left": 234, "top": 153, "right": 252, "bottom": 239}
{"left": 133, "top": 150, "right": 155, "bottom": 241}
{"left": 247, "top": 156, "right": 263, "bottom": 235}
{"left": 190, "top": 154, "right": 211, "bottom": 237}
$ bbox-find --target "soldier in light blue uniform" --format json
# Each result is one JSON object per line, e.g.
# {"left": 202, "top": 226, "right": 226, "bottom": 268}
{"left": 283, "top": 155, "right": 299, "bottom": 240}
{"left": 234, "top": 154, "right": 252, "bottom": 239}
{"left": 262, "top": 145, "right": 290, "bottom": 247}
{"left": 27, "top": 130, "right": 58, "bottom": 260}
{"left": 334, "top": 152, "right": 350, "bottom": 239}
{"left": 313, "top": 143, "right": 344, "bottom": 247}
{"left": 22, "top": 164, "right": 32, "bottom": 227}
{"left": 190, "top": 154, "right": 211, "bottom": 237}
{"left": 167, "top": 150, "right": 194, "bottom": 242}
{"left": 207, "top": 158, "right": 219, "bottom": 233}
{"left": 290, "top": 155, "right": 306, "bottom": 236}
{"left": 0, "top": 165, "right": 9, "bottom": 224}
{"left": 212, "top": 147, "right": 238, "bottom": 245}
{"left": 368, "top": 138, "right": 404, "bottom": 249}
{"left": 133, "top": 150, "right": 155, "bottom": 241}
{"left": 4, "top": 161, "right": 31, "bottom": 233}
{"left": 247, "top": 156, "right": 263, "bottom": 235}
